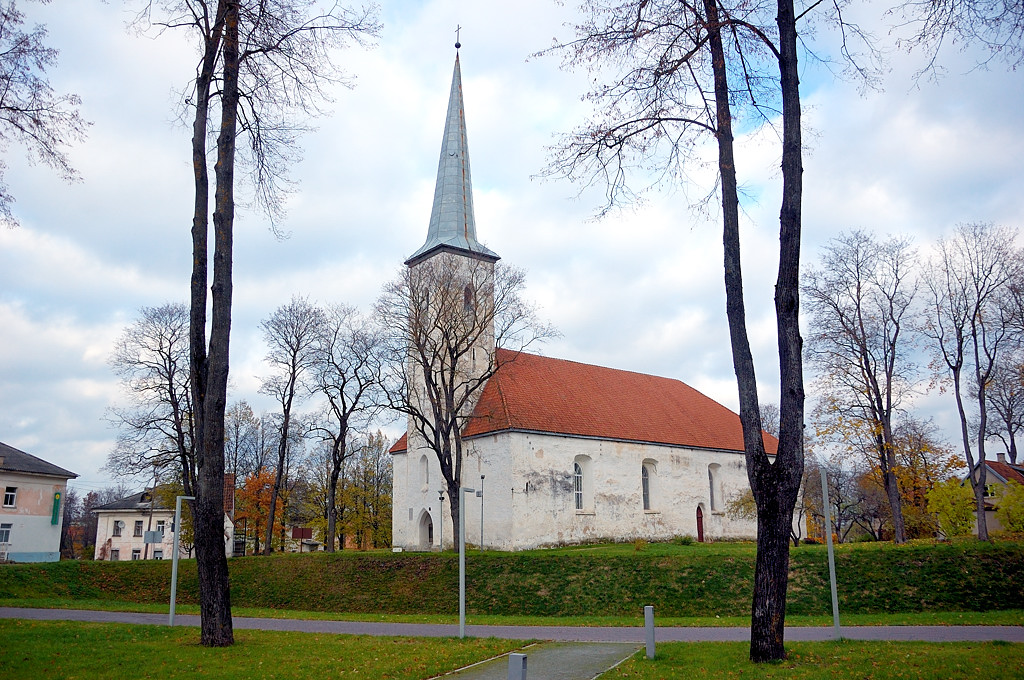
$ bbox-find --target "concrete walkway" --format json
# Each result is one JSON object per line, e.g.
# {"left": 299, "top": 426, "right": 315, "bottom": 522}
{"left": 2, "top": 607, "right": 1022, "bottom": 642}
{"left": 444, "top": 642, "right": 639, "bottom": 680}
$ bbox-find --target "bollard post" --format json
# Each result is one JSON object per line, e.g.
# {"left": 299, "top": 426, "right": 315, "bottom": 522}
{"left": 644, "top": 605, "right": 655, "bottom": 659}
{"left": 508, "top": 652, "right": 527, "bottom": 680}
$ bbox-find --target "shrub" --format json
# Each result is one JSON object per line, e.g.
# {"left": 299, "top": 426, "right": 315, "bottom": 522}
{"left": 997, "top": 480, "right": 1024, "bottom": 533}
{"left": 927, "top": 479, "right": 975, "bottom": 537}
{"left": 673, "top": 534, "right": 695, "bottom": 546}
{"left": 632, "top": 538, "right": 648, "bottom": 552}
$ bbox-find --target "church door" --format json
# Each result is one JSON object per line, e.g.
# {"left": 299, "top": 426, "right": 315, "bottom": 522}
{"left": 696, "top": 506, "right": 704, "bottom": 543}
{"left": 419, "top": 512, "right": 434, "bottom": 549}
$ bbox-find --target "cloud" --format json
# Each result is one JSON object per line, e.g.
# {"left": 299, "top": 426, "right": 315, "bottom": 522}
{"left": 2, "top": 0, "right": 1021, "bottom": 487}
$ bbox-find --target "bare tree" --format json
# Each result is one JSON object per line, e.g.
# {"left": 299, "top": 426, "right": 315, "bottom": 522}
{"left": 377, "top": 254, "right": 554, "bottom": 544}
{"left": 759, "top": 403, "right": 781, "bottom": 438}
{"left": 224, "top": 399, "right": 260, "bottom": 478}
{"left": 804, "top": 230, "right": 919, "bottom": 543}
{"left": 0, "top": 0, "right": 88, "bottom": 228}
{"left": 259, "top": 296, "right": 322, "bottom": 554}
{"left": 129, "top": 0, "right": 378, "bottom": 645}
{"left": 896, "top": 0, "right": 1024, "bottom": 71}
{"left": 983, "top": 358, "right": 1024, "bottom": 465}
{"left": 923, "top": 223, "right": 1022, "bottom": 540}
{"left": 309, "top": 304, "right": 383, "bottom": 552}
{"left": 537, "top": 0, "right": 879, "bottom": 659}
{"left": 106, "top": 303, "right": 196, "bottom": 495}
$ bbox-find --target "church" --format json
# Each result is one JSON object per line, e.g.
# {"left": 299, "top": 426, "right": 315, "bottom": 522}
{"left": 389, "top": 49, "right": 776, "bottom": 551}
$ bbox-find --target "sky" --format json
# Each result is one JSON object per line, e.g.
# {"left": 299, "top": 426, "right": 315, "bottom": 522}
{"left": 1, "top": 0, "right": 1022, "bottom": 496}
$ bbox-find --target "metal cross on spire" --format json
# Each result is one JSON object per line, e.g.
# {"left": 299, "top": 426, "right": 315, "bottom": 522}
{"left": 455, "top": 24, "right": 462, "bottom": 49}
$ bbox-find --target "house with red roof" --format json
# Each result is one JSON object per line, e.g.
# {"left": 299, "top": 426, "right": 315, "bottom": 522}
{"left": 389, "top": 49, "right": 777, "bottom": 551}
{"left": 973, "top": 453, "right": 1024, "bottom": 534}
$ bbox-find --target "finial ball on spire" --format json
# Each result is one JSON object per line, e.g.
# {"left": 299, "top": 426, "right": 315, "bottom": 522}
{"left": 455, "top": 41, "right": 461, "bottom": 49}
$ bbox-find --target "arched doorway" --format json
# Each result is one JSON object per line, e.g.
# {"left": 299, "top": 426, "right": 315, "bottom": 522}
{"left": 418, "top": 511, "right": 434, "bottom": 549}
{"left": 696, "top": 506, "right": 704, "bottom": 543}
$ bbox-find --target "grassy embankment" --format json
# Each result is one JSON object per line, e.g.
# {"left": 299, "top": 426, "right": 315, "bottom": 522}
{"left": 1, "top": 539, "right": 1022, "bottom": 625}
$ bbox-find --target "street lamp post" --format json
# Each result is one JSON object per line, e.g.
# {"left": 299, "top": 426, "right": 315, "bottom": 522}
{"left": 479, "top": 474, "right": 485, "bottom": 551}
{"left": 459, "top": 486, "right": 475, "bottom": 638}
{"left": 169, "top": 494, "right": 195, "bottom": 626}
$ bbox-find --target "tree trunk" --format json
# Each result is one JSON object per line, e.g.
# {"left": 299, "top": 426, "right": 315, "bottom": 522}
{"left": 193, "top": 0, "right": 239, "bottom": 648}
{"left": 706, "top": 0, "right": 805, "bottom": 662}
{"left": 881, "top": 462, "right": 906, "bottom": 542}
{"left": 327, "top": 465, "right": 340, "bottom": 552}
{"left": 446, "top": 477, "right": 460, "bottom": 548}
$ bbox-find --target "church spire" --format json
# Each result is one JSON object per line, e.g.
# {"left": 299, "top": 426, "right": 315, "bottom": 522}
{"left": 405, "top": 49, "right": 499, "bottom": 266}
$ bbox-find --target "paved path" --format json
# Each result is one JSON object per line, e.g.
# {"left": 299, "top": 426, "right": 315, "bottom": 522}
{"left": 445, "top": 642, "right": 640, "bottom": 680}
{"left": 2, "top": 607, "right": 1023, "bottom": 642}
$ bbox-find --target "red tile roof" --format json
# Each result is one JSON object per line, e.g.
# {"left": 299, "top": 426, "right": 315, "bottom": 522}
{"left": 988, "top": 460, "right": 1024, "bottom": 485}
{"left": 390, "top": 349, "right": 777, "bottom": 454}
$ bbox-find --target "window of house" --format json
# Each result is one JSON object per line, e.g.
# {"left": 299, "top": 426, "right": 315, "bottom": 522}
{"left": 112, "top": 521, "right": 123, "bottom": 537}
{"left": 984, "top": 484, "right": 997, "bottom": 498}
{"left": 0, "top": 522, "right": 11, "bottom": 543}
{"left": 3, "top": 487, "right": 16, "bottom": 507}
{"left": 131, "top": 549, "right": 141, "bottom": 560}
{"left": 156, "top": 520, "right": 166, "bottom": 536}
{"left": 134, "top": 520, "right": 144, "bottom": 537}
{"left": 153, "top": 550, "right": 163, "bottom": 560}
{"left": 110, "top": 549, "right": 120, "bottom": 561}
{"left": 574, "top": 462, "right": 584, "bottom": 510}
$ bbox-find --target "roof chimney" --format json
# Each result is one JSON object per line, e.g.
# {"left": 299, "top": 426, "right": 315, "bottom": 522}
{"left": 997, "top": 451, "right": 1007, "bottom": 464}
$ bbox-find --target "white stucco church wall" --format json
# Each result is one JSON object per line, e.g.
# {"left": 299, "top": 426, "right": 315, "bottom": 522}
{"left": 394, "top": 430, "right": 758, "bottom": 551}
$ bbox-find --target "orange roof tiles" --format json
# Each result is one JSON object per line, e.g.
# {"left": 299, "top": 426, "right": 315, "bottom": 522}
{"left": 989, "top": 460, "right": 1024, "bottom": 485}
{"left": 391, "top": 349, "right": 777, "bottom": 454}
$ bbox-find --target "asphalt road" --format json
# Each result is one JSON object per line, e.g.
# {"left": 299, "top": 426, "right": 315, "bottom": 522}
{"left": 2, "top": 607, "right": 1022, "bottom": 642}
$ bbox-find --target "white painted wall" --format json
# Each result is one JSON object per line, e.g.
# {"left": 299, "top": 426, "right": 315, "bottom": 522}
{"left": 392, "top": 430, "right": 765, "bottom": 551}
{"left": 0, "top": 471, "right": 68, "bottom": 562}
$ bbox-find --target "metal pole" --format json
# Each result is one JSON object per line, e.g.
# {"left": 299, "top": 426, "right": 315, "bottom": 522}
{"left": 169, "top": 495, "right": 195, "bottom": 626}
{"left": 644, "top": 605, "right": 655, "bottom": 659}
{"left": 819, "top": 467, "right": 841, "bottom": 637}
{"left": 479, "top": 474, "right": 485, "bottom": 551}
{"left": 459, "top": 486, "right": 475, "bottom": 639}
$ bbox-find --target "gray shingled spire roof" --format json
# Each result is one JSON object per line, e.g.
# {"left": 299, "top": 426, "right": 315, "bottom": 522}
{"left": 405, "top": 51, "right": 499, "bottom": 266}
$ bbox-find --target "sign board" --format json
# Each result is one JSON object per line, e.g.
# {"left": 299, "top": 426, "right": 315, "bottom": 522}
{"left": 144, "top": 531, "right": 163, "bottom": 544}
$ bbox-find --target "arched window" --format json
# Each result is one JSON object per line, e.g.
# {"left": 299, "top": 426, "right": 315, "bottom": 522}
{"left": 641, "top": 459, "right": 657, "bottom": 511}
{"left": 464, "top": 285, "right": 475, "bottom": 314}
{"left": 574, "top": 462, "right": 584, "bottom": 510}
{"left": 573, "top": 455, "right": 593, "bottom": 512}
{"left": 420, "top": 455, "right": 429, "bottom": 488}
{"left": 708, "top": 463, "right": 721, "bottom": 511}
{"left": 641, "top": 466, "right": 651, "bottom": 510}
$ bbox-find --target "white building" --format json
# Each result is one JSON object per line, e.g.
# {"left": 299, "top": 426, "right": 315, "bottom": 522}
{"left": 0, "top": 441, "right": 77, "bottom": 562}
{"left": 390, "top": 50, "right": 776, "bottom": 551}
{"left": 93, "top": 479, "right": 236, "bottom": 561}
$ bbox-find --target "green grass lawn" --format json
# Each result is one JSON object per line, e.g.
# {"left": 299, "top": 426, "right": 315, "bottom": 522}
{"left": 0, "top": 619, "right": 522, "bottom": 679}
{"left": 1, "top": 619, "right": 1021, "bottom": 679}
{"left": 606, "top": 640, "right": 1024, "bottom": 679}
